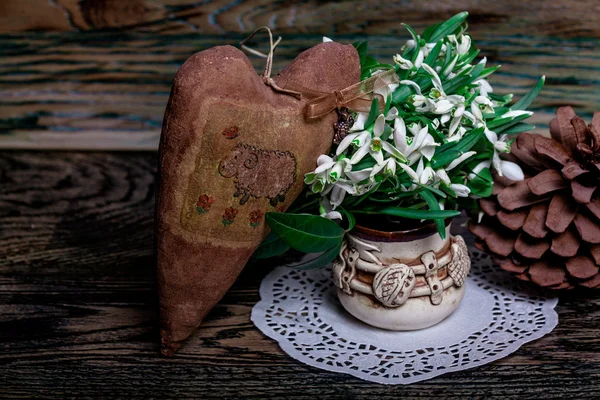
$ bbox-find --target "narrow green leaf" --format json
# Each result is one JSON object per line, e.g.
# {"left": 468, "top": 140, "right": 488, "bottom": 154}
{"left": 478, "top": 65, "right": 500, "bottom": 80}
{"left": 417, "top": 183, "right": 447, "bottom": 198}
{"left": 266, "top": 212, "right": 345, "bottom": 253}
{"left": 338, "top": 207, "right": 356, "bottom": 232}
{"left": 419, "top": 190, "right": 446, "bottom": 239}
{"left": 429, "top": 12, "right": 469, "bottom": 43}
{"left": 469, "top": 62, "right": 485, "bottom": 81}
{"left": 364, "top": 97, "right": 379, "bottom": 128}
{"left": 424, "top": 41, "right": 443, "bottom": 65}
{"left": 422, "top": 22, "right": 441, "bottom": 41}
{"left": 443, "top": 75, "right": 472, "bottom": 94}
{"left": 353, "top": 207, "right": 460, "bottom": 220}
{"left": 500, "top": 122, "right": 536, "bottom": 135}
{"left": 431, "top": 149, "right": 462, "bottom": 169}
{"left": 489, "top": 112, "right": 533, "bottom": 130}
{"left": 512, "top": 76, "right": 545, "bottom": 111}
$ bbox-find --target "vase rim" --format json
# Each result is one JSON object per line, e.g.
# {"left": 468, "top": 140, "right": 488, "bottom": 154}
{"left": 352, "top": 218, "right": 452, "bottom": 243}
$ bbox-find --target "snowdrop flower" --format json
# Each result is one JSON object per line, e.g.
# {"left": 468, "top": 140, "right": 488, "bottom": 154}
{"left": 474, "top": 79, "right": 493, "bottom": 97}
{"left": 399, "top": 158, "right": 434, "bottom": 190}
{"left": 499, "top": 161, "right": 525, "bottom": 181}
{"left": 347, "top": 115, "right": 406, "bottom": 165}
{"left": 328, "top": 180, "right": 357, "bottom": 209}
{"left": 393, "top": 53, "right": 414, "bottom": 71}
{"left": 421, "top": 63, "right": 464, "bottom": 121}
{"left": 393, "top": 119, "right": 439, "bottom": 165}
{"left": 446, "top": 151, "right": 477, "bottom": 171}
{"left": 319, "top": 198, "right": 342, "bottom": 220}
{"left": 371, "top": 158, "right": 398, "bottom": 178}
{"left": 449, "top": 34, "right": 471, "bottom": 55}
{"left": 313, "top": 154, "right": 352, "bottom": 183}
{"left": 401, "top": 79, "right": 432, "bottom": 112}
{"left": 346, "top": 168, "right": 373, "bottom": 183}
{"left": 447, "top": 103, "right": 466, "bottom": 137}
{"left": 471, "top": 96, "right": 495, "bottom": 121}
{"left": 349, "top": 111, "right": 368, "bottom": 132}
{"left": 435, "top": 169, "right": 451, "bottom": 185}
{"left": 450, "top": 183, "right": 471, "bottom": 197}
{"left": 485, "top": 128, "right": 512, "bottom": 175}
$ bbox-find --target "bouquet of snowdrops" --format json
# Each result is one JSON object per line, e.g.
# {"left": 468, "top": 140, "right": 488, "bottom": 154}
{"left": 255, "top": 12, "right": 544, "bottom": 269}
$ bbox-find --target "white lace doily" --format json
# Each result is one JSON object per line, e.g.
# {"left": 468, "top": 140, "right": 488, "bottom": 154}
{"left": 251, "top": 249, "right": 559, "bottom": 384}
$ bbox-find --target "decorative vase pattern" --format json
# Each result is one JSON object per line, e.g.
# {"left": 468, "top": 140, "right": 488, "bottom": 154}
{"left": 332, "top": 224, "right": 471, "bottom": 330}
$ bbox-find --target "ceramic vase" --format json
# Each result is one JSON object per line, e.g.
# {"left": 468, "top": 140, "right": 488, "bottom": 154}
{"left": 332, "top": 221, "right": 470, "bottom": 330}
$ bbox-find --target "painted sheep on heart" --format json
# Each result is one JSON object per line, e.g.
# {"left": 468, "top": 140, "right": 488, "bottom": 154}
{"left": 218, "top": 143, "right": 297, "bottom": 206}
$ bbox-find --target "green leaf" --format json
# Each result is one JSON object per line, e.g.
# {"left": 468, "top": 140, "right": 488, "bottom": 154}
{"left": 500, "top": 122, "right": 536, "bottom": 135}
{"left": 364, "top": 97, "right": 380, "bottom": 128}
{"left": 266, "top": 212, "right": 345, "bottom": 253}
{"left": 429, "top": 12, "right": 469, "bottom": 43}
{"left": 354, "top": 207, "right": 460, "bottom": 220}
{"left": 419, "top": 190, "right": 446, "bottom": 239}
{"left": 422, "top": 22, "right": 442, "bottom": 41}
{"left": 417, "top": 183, "right": 447, "bottom": 199}
{"left": 402, "top": 23, "right": 421, "bottom": 65}
{"left": 469, "top": 62, "right": 485, "bottom": 81}
{"left": 433, "top": 127, "right": 484, "bottom": 168}
{"left": 488, "top": 112, "right": 533, "bottom": 130}
{"left": 338, "top": 207, "right": 356, "bottom": 232}
{"left": 424, "top": 41, "right": 443, "bottom": 65}
{"left": 443, "top": 74, "right": 472, "bottom": 94}
{"left": 384, "top": 91, "right": 392, "bottom": 116}
{"left": 468, "top": 167, "right": 494, "bottom": 197}
{"left": 478, "top": 65, "right": 501, "bottom": 80}
{"left": 512, "top": 76, "right": 545, "bottom": 111}
{"left": 354, "top": 41, "right": 368, "bottom": 64}
{"left": 458, "top": 48, "right": 480, "bottom": 67}
{"left": 431, "top": 149, "right": 462, "bottom": 169}
{"left": 252, "top": 232, "right": 290, "bottom": 259}
{"left": 285, "top": 241, "right": 343, "bottom": 270}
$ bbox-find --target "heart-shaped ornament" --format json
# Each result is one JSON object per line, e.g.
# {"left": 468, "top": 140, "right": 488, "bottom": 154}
{"left": 156, "top": 41, "right": 360, "bottom": 355}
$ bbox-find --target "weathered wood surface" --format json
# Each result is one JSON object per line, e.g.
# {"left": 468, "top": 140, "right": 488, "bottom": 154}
{"left": 1, "top": 0, "right": 599, "bottom": 149}
{"left": 1, "top": 151, "right": 600, "bottom": 398}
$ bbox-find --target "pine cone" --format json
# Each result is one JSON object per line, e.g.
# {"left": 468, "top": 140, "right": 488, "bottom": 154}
{"left": 470, "top": 106, "right": 600, "bottom": 290}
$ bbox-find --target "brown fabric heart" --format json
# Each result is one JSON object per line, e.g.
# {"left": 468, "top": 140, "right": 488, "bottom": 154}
{"left": 155, "top": 42, "right": 360, "bottom": 355}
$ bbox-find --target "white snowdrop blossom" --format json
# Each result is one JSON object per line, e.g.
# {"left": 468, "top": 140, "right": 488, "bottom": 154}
{"left": 394, "top": 119, "right": 439, "bottom": 165}
{"left": 319, "top": 198, "right": 342, "bottom": 220}
{"left": 345, "top": 115, "right": 405, "bottom": 165}
{"left": 393, "top": 53, "right": 414, "bottom": 71}
{"left": 447, "top": 151, "right": 477, "bottom": 171}
{"left": 450, "top": 183, "right": 471, "bottom": 197}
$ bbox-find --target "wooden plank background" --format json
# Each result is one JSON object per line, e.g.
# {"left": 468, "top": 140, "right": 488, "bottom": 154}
{"left": 1, "top": 0, "right": 599, "bottom": 150}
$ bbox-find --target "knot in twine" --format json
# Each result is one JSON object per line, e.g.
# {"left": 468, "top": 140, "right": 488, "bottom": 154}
{"left": 240, "top": 27, "right": 398, "bottom": 119}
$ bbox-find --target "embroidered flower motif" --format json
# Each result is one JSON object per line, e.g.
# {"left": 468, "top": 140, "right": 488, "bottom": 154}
{"left": 249, "top": 210, "right": 264, "bottom": 228}
{"left": 222, "top": 126, "right": 239, "bottom": 140}
{"left": 196, "top": 194, "right": 215, "bottom": 215}
{"left": 222, "top": 207, "right": 238, "bottom": 226}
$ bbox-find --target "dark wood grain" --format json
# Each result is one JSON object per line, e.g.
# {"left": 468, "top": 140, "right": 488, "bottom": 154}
{"left": 1, "top": 0, "right": 599, "bottom": 149}
{"left": 2, "top": 0, "right": 600, "bottom": 38}
{"left": 1, "top": 151, "right": 600, "bottom": 399}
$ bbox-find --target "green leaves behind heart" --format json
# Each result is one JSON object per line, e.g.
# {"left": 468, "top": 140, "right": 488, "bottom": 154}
{"left": 263, "top": 212, "right": 345, "bottom": 269}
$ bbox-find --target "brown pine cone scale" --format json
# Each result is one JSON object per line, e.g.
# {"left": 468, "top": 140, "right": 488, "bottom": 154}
{"left": 470, "top": 106, "right": 600, "bottom": 290}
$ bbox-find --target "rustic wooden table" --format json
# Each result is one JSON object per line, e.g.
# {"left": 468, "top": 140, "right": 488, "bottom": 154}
{"left": 1, "top": 1, "right": 600, "bottom": 398}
